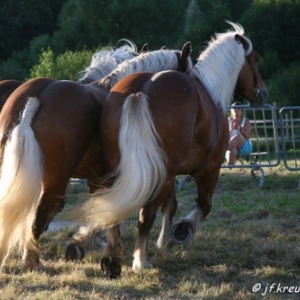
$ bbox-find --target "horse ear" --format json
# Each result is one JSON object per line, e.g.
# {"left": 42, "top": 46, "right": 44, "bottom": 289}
{"left": 161, "top": 46, "right": 167, "bottom": 50}
{"left": 140, "top": 43, "right": 148, "bottom": 53}
{"left": 235, "top": 34, "right": 250, "bottom": 54}
{"left": 181, "top": 42, "right": 192, "bottom": 60}
{"left": 211, "top": 34, "right": 217, "bottom": 41}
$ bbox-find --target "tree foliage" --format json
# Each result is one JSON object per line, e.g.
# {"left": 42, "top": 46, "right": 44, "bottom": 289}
{"left": 0, "top": 0, "right": 67, "bottom": 61}
{"left": 267, "top": 62, "right": 300, "bottom": 107}
{"left": 240, "top": 0, "right": 300, "bottom": 68}
{"left": 53, "top": 0, "right": 190, "bottom": 52}
{"left": 1, "top": 0, "right": 300, "bottom": 106}
{"left": 29, "top": 48, "right": 94, "bottom": 81}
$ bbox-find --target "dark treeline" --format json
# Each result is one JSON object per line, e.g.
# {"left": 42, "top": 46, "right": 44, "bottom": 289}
{"left": 1, "top": 0, "right": 299, "bottom": 106}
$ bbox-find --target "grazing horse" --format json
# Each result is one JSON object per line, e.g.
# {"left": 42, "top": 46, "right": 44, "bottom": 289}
{"left": 0, "top": 43, "right": 192, "bottom": 271}
{"left": 74, "top": 22, "right": 268, "bottom": 278}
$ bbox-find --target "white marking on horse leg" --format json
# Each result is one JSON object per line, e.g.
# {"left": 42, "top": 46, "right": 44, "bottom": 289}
{"left": 132, "top": 236, "right": 152, "bottom": 271}
{"left": 22, "top": 247, "right": 43, "bottom": 271}
{"left": 156, "top": 212, "right": 172, "bottom": 248}
{"left": 75, "top": 246, "right": 83, "bottom": 260}
{"left": 188, "top": 205, "right": 203, "bottom": 221}
{"left": 181, "top": 205, "right": 203, "bottom": 231}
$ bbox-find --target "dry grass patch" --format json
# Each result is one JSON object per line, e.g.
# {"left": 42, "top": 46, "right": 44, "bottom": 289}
{"left": 0, "top": 165, "right": 300, "bottom": 299}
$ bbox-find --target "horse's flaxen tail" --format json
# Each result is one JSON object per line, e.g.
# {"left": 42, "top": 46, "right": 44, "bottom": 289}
{"left": 80, "top": 92, "right": 166, "bottom": 228}
{"left": 0, "top": 98, "right": 43, "bottom": 269}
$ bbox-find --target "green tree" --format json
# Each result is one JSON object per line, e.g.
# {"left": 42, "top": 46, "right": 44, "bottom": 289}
{"left": 29, "top": 48, "right": 94, "bottom": 81}
{"left": 178, "top": 0, "right": 235, "bottom": 62}
{"left": 0, "top": 59, "right": 28, "bottom": 81}
{"left": 268, "top": 62, "right": 300, "bottom": 107}
{"left": 221, "top": 0, "right": 252, "bottom": 21}
{"left": 29, "top": 48, "right": 55, "bottom": 79}
{"left": 259, "top": 50, "right": 284, "bottom": 80}
{"left": 54, "top": 0, "right": 190, "bottom": 52}
{"left": 240, "top": 0, "right": 300, "bottom": 70}
{"left": 0, "top": 0, "right": 67, "bottom": 61}
{"left": 176, "top": 0, "right": 204, "bottom": 61}
{"left": 0, "top": 49, "right": 34, "bottom": 80}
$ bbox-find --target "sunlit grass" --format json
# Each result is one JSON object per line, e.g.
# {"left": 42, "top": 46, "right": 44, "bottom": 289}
{"left": 0, "top": 164, "right": 299, "bottom": 299}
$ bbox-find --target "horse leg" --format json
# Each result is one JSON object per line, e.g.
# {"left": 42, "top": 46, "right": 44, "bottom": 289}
{"left": 171, "top": 170, "right": 220, "bottom": 244}
{"left": 156, "top": 185, "right": 178, "bottom": 248}
{"left": 66, "top": 181, "right": 121, "bottom": 279}
{"left": 65, "top": 180, "right": 107, "bottom": 261}
{"left": 22, "top": 186, "right": 67, "bottom": 271}
{"left": 132, "top": 177, "right": 174, "bottom": 271}
{"left": 100, "top": 225, "right": 123, "bottom": 278}
{"left": 66, "top": 177, "right": 122, "bottom": 278}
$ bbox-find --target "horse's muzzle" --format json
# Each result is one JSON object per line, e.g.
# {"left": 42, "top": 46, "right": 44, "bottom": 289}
{"left": 250, "top": 87, "right": 268, "bottom": 107}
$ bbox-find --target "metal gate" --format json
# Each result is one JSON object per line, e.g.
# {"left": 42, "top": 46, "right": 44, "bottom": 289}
{"left": 68, "top": 104, "right": 300, "bottom": 189}
{"left": 278, "top": 106, "right": 300, "bottom": 171}
{"left": 221, "top": 104, "right": 300, "bottom": 187}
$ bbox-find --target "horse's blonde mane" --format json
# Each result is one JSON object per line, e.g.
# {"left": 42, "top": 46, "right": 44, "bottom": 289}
{"left": 99, "top": 49, "right": 192, "bottom": 90}
{"left": 78, "top": 39, "right": 139, "bottom": 83}
{"left": 191, "top": 22, "right": 252, "bottom": 113}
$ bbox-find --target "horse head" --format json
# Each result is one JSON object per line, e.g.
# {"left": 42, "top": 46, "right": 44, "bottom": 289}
{"left": 234, "top": 34, "right": 268, "bottom": 107}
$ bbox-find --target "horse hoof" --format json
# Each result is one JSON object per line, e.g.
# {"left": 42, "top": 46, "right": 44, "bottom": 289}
{"left": 132, "top": 262, "right": 153, "bottom": 273}
{"left": 171, "top": 221, "right": 194, "bottom": 244}
{"left": 101, "top": 256, "right": 122, "bottom": 279}
{"left": 65, "top": 243, "right": 85, "bottom": 261}
{"left": 22, "top": 261, "right": 44, "bottom": 273}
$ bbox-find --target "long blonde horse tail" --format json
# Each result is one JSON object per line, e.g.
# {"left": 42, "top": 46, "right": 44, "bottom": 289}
{"left": 0, "top": 98, "right": 43, "bottom": 269}
{"left": 80, "top": 92, "right": 166, "bottom": 228}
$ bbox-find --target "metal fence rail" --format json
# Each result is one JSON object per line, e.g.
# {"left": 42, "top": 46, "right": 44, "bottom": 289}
{"left": 278, "top": 106, "right": 300, "bottom": 171}
{"left": 222, "top": 105, "right": 300, "bottom": 187}
{"left": 68, "top": 105, "right": 300, "bottom": 190}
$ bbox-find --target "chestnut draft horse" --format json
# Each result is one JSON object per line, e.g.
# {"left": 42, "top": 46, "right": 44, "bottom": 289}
{"left": 66, "top": 42, "right": 193, "bottom": 259}
{"left": 75, "top": 22, "right": 268, "bottom": 278}
{"left": 0, "top": 43, "right": 192, "bottom": 271}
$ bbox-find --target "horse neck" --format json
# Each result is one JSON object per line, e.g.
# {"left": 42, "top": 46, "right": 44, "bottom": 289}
{"left": 100, "top": 50, "right": 179, "bottom": 90}
{"left": 79, "top": 63, "right": 119, "bottom": 83}
{"left": 191, "top": 40, "right": 245, "bottom": 114}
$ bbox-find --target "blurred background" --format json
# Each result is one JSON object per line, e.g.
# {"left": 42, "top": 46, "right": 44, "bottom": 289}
{"left": 1, "top": 0, "right": 299, "bottom": 107}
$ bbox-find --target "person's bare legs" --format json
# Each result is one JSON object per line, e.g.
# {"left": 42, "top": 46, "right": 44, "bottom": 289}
{"left": 228, "top": 134, "right": 245, "bottom": 165}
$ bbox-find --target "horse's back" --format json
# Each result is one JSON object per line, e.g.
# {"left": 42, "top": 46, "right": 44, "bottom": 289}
{"left": 1, "top": 78, "right": 103, "bottom": 132}
{"left": 144, "top": 71, "right": 199, "bottom": 169}
{"left": 106, "top": 70, "right": 198, "bottom": 128}
{"left": 0, "top": 78, "right": 55, "bottom": 127}
{"left": 144, "top": 70, "right": 199, "bottom": 120}
{"left": 103, "top": 70, "right": 199, "bottom": 172}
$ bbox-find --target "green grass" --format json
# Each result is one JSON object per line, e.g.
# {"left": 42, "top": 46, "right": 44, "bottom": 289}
{"left": 0, "top": 165, "right": 300, "bottom": 299}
